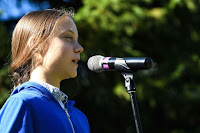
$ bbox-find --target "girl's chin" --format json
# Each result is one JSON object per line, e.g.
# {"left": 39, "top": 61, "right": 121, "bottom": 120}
{"left": 63, "top": 71, "right": 77, "bottom": 79}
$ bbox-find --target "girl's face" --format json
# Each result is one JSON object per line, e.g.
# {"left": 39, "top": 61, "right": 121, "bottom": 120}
{"left": 42, "top": 15, "right": 83, "bottom": 82}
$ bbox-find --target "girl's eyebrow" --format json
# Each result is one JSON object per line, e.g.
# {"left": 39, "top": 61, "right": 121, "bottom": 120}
{"left": 63, "top": 30, "right": 79, "bottom": 39}
{"left": 66, "top": 30, "right": 74, "bottom": 34}
{"left": 60, "top": 30, "right": 74, "bottom": 35}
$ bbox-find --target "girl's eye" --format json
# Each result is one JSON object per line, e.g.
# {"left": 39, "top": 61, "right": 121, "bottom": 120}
{"left": 65, "top": 36, "right": 73, "bottom": 40}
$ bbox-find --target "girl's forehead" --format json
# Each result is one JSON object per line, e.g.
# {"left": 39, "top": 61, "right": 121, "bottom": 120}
{"left": 55, "top": 16, "right": 78, "bottom": 34}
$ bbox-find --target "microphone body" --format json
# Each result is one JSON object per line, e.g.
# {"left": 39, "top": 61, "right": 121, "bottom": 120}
{"left": 87, "top": 55, "right": 153, "bottom": 73}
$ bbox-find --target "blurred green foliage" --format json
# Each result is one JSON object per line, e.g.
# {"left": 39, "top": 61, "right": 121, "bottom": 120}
{"left": 1, "top": 0, "right": 200, "bottom": 133}
{"left": 0, "top": 21, "right": 11, "bottom": 104}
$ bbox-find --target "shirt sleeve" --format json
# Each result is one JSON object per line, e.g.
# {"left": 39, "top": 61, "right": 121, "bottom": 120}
{"left": 0, "top": 98, "right": 34, "bottom": 133}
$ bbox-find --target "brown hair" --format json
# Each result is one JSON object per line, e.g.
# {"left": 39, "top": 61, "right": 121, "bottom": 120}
{"left": 11, "top": 8, "right": 74, "bottom": 88}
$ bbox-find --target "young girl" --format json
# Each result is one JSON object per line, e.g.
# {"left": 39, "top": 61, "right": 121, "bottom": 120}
{"left": 0, "top": 9, "right": 90, "bottom": 133}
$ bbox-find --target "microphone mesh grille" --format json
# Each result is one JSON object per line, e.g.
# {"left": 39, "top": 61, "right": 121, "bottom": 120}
{"left": 87, "top": 55, "right": 104, "bottom": 72}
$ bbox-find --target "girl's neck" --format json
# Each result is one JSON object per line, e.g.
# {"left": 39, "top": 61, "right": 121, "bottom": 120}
{"left": 30, "top": 66, "right": 61, "bottom": 89}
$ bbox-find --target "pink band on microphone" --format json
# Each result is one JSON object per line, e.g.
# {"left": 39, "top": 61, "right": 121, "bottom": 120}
{"left": 103, "top": 64, "right": 109, "bottom": 69}
{"left": 103, "top": 57, "right": 111, "bottom": 69}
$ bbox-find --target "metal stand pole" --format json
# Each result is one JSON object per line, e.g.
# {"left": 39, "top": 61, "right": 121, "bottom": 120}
{"left": 122, "top": 73, "right": 143, "bottom": 133}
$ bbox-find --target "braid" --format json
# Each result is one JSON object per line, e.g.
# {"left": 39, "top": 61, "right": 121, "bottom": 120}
{"left": 12, "top": 60, "right": 31, "bottom": 88}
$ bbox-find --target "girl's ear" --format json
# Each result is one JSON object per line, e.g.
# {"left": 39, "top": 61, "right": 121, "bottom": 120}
{"left": 27, "top": 36, "right": 36, "bottom": 49}
{"left": 27, "top": 37, "right": 43, "bottom": 66}
{"left": 27, "top": 35, "right": 51, "bottom": 67}
{"left": 27, "top": 36, "right": 47, "bottom": 56}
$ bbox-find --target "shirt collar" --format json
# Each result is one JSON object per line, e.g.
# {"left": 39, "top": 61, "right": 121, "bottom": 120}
{"left": 30, "top": 80, "right": 68, "bottom": 104}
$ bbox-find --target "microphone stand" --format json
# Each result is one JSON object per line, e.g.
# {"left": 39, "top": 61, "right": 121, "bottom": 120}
{"left": 121, "top": 73, "right": 143, "bottom": 133}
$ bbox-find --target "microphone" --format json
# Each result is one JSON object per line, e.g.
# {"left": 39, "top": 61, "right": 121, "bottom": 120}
{"left": 87, "top": 55, "right": 153, "bottom": 73}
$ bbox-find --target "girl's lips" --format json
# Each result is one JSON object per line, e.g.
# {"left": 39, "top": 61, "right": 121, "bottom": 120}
{"left": 72, "top": 59, "right": 80, "bottom": 65}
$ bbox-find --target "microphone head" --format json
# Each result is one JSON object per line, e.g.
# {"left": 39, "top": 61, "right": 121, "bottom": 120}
{"left": 87, "top": 55, "right": 104, "bottom": 72}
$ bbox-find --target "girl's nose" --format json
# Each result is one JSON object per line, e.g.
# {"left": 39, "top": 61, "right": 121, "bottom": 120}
{"left": 74, "top": 43, "right": 84, "bottom": 53}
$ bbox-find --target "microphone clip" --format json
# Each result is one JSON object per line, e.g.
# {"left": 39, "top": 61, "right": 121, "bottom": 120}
{"left": 121, "top": 72, "right": 136, "bottom": 93}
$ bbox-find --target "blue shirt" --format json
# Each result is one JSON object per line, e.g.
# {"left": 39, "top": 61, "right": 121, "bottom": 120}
{"left": 0, "top": 81, "right": 90, "bottom": 133}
